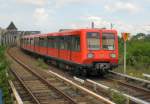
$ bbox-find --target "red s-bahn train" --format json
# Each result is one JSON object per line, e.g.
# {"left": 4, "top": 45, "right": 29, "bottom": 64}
{"left": 20, "top": 29, "right": 118, "bottom": 76}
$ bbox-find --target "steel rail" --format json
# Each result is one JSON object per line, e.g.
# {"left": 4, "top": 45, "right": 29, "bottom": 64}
{"left": 8, "top": 50, "right": 78, "bottom": 104}
{"left": 48, "top": 70, "right": 115, "bottom": 104}
{"left": 109, "top": 78, "right": 150, "bottom": 93}
{"left": 109, "top": 71, "right": 150, "bottom": 84}
{"left": 87, "top": 79, "right": 150, "bottom": 104}
{"left": 143, "top": 73, "right": 150, "bottom": 79}
{"left": 8, "top": 79, "right": 24, "bottom": 104}
{"left": 72, "top": 76, "right": 150, "bottom": 104}
{"left": 10, "top": 68, "right": 41, "bottom": 104}
{"left": 6, "top": 72, "right": 24, "bottom": 104}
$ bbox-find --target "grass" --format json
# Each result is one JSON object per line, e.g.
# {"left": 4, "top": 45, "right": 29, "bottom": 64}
{"left": 114, "top": 65, "right": 150, "bottom": 79}
{"left": 107, "top": 88, "right": 127, "bottom": 104}
{"left": 36, "top": 58, "right": 49, "bottom": 70}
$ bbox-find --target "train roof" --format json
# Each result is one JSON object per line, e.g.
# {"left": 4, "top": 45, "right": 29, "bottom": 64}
{"left": 22, "top": 28, "right": 117, "bottom": 38}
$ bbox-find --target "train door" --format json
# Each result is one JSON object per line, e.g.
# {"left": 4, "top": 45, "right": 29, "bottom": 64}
{"left": 43, "top": 37, "right": 48, "bottom": 55}
{"left": 34, "top": 37, "right": 38, "bottom": 53}
{"left": 55, "top": 37, "right": 59, "bottom": 57}
{"left": 59, "top": 36, "right": 71, "bottom": 61}
{"left": 70, "top": 35, "right": 81, "bottom": 63}
{"left": 30, "top": 38, "right": 34, "bottom": 51}
{"left": 39, "top": 37, "right": 47, "bottom": 55}
{"left": 33, "top": 37, "right": 35, "bottom": 52}
{"left": 66, "top": 36, "right": 72, "bottom": 61}
{"left": 37, "top": 37, "right": 40, "bottom": 53}
{"left": 39, "top": 38, "right": 43, "bottom": 54}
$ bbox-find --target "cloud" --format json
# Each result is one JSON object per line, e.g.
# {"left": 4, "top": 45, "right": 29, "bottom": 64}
{"left": 16, "top": 0, "right": 47, "bottom": 6}
{"left": 140, "top": 25, "right": 150, "bottom": 33}
{"left": 105, "top": 1, "right": 140, "bottom": 13}
{"left": 112, "top": 20, "right": 150, "bottom": 35}
{"left": 69, "top": 16, "right": 111, "bottom": 29}
{"left": 87, "top": 16, "right": 110, "bottom": 28}
{"left": 48, "top": 0, "right": 104, "bottom": 8}
{"left": 32, "top": 8, "right": 57, "bottom": 32}
{"left": 70, "top": 15, "right": 149, "bottom": 35}
{"left": 33, "top": 8, "right": 48, "bottom": 24}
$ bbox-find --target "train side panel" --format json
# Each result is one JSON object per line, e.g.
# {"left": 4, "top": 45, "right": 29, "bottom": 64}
{"left": 59, "top": 50, "right": 71, "bottom": 61}
{"left": 48, "top": 48, "right": 59, "bottom": 58}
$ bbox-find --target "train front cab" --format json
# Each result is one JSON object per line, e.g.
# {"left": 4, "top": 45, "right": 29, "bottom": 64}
{"left": 81, "top": 29, "right": 118, "bottom": 75}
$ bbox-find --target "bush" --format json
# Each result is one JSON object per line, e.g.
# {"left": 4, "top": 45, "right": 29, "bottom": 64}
{"left": 0, "top": 46, "right": 12, "bottom": 104}
{"left": 111, "top": 91, "right": 126, "bottom": 104}
{"left": 119, "top": 36, "right": 150, "bottom": 68}
{"left": 37, "top": 58, "right": 49, "bottom": 69}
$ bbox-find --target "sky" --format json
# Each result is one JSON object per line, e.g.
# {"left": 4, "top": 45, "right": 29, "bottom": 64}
{"left": 0, "top": 0, "right": 150, "bottom": 35}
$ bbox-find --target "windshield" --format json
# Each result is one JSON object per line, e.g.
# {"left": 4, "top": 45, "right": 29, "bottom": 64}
{"left": 102, "top": 33, "right": 115, "bottom": 50}
{"left": 87, "top": 32, "right": 100, "bottom": 50}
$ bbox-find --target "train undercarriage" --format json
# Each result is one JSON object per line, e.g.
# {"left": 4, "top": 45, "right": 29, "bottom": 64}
{"left": 22, "top": 49, "right": 118, "bottom": 77}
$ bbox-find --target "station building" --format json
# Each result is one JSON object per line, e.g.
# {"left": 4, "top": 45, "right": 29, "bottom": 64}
{"left": 0, "top": 22, "right": 40, "bottom": 46}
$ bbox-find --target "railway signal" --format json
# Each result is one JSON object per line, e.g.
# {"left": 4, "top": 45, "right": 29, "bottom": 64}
{"left": 122, "top": 32, "right": 130, "bottom": 74}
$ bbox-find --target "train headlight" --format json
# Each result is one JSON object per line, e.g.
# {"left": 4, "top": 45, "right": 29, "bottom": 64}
{"left": 87, "top": 53, "right": 94, "bottom": 58}
{"left": 110, "top": 53, "right": 116, "bottom": 58}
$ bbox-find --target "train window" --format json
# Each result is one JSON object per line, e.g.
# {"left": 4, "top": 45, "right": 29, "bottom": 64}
{"left": 27, "top": 38, "right": 29, "bottom": 45}
{"left": 24, "top": 38, "right": 26, "bottom": 45}
{"left": 43, "top": 37, "right": 47, "bottom": 47}
{"left": 54, "top": 37, "right": 59, "bottom": 49}
{"left": 30, "top": 38, "right": 34, "bottom": 45}
{"left": 26, "top": 38, "right": 27, "bottom": 45}
{"left": 48, "top": 36, "right": 54, "bottom": 48}
{"left": 71, "top": 35, "right": 80, "bottom": 51}
{"left": 29, "top": 39, "right": 31, "bottom": 45}
{"left": 58, "top": 36, "right": 70, "bottom": 50}
{"left": 25, "top": 38, "right": 27, "bottom": 45}
{"left": 39, "top": 38, "right": 44, "bottom": 46}
{"left": 39, "top": 38, "right": 47, "bottom": 47}
{"left": 34, "top": 38, "right": 37, "bottom": 46}
{"left": 37, "top": 38, "right": 39, "bottom": 46}
{"left": 60, "top": 37, "right": 65, "bottom": 50}
{"left": 29, "top": 38, "right": 31, "bottom": 45}
{"left": 32, "top": 38, "right": 34, "bottom": 46}
{"left": 87, "top": 32, "right": 100, "bottom": 50}
{"left": 28, "top": 38, "right": 30, "bottom": 45}
{"left": 34, "top": 38, "right": 35, "bottom": 46}
{"left": 102, "top": 33, "right": 115, "bottom": 50}
{"left": 24, "top": 39, "right": 26, "bottom": 45}
{"left": 64, "top": 36, "right": 71, "bottom": 50}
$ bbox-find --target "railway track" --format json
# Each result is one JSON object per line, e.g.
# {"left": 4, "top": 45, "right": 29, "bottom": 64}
{"left": 8, "top": 47, "right": 150, "bottom": 104}
{"left": 8, "top": 53, "right": 77, "bottom": 104}
{"left": 109, "top": 71, "right": 150, "bottom": 89}
{"left": 74, "top": 77, "right": 150, "bottom": 104}
{"left": 72, "top": 76, "right": 150, "bottom": 104}
{"left": 106, "top": 71, "right": 150, "bottom": 103}
{"left": 7, "top": 48, "right": 114, "bottom": 104}
{"left": 96, "top": 78, "right": 150, "bottom": 103}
